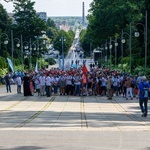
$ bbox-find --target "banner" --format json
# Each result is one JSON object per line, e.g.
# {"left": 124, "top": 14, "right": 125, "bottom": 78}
{"left": 82, "top": 64, "right": 88, "bottom": 74}
{"left": 7, "top": 58, "right": 14, "bottom": 72}
{"left": 35, "top": 59, "right": 38, "bottom": 72}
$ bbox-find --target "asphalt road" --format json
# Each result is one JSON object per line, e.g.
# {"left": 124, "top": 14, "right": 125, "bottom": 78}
{"left": 0, "top": 85, "right": 150, "bottom": 150}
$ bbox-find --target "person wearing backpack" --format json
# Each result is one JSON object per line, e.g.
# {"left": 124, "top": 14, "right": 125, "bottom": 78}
{"left": 138, "top": 76, "right": 150, "bottom": 117}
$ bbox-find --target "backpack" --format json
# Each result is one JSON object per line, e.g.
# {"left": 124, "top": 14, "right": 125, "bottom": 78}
{"left": 141, "top": 82, "right": 149, "bottom": 98}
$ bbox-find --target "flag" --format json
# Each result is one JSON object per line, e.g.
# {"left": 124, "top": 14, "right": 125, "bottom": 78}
{"left": 7, "top": 58, "right": 14, "bottom": 72}
{"left": 82, "top": 65, "right": 88, "bottom": 73}
{"left": 35, "top": 59, "right": 38, "bottom": 72}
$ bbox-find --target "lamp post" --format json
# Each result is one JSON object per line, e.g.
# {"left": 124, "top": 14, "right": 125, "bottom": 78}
{"left": 121, "top": 23, "right": 132, "bottom": 74}
{"left": 104, "top": 40, "right": 108, "bottom": 66}
{"left": 20, "top": 35, "right": 29, "bottom": 70}
{"left": 11, "top": 30, "right": 20, "bottom": 63}
{"left": 0, "top": 32, "right": 9, "bottom": 50}
{"left": 111, "top": 37, "right": 118, "bottom": 68}
{"left": 134, "top": 11, "right": 147, "bottom": 75}
{"left": 29, "top": 39, "right": 39, "bottom": 70}
{"left": 109, "top": 37, "right": 113, "bottom": 70}
{"left": 90, "top": 42, "right": 92, "bottom": 63}
{"left": 60, "top": 36, "right": 66, "bottom": 70}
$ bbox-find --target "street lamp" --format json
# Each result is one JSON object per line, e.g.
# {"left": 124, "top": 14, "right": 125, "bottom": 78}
{"left": 134, "top": 11, "right": 148, "bottom": 75}
{"left": 0, "top": 32, "right": 9, "bottom": 50}
{"left": 104, "top": 40, "right": 109, "bottom": 66}
{"left": 60, "top": 36, "right": 66, "bottom": 70}
{"left": 20, "top": 35, "right": 29, "bottom": 69}
{"left": 121, "top": 23, "right": 132, "bottom": 74}
{"left": 111, "top": 37, "right": 118, "bottom": 68}
{"left": 11, "top": 30, "right": 21, "bottom": 66}
{"left": 109, "top": 37, "right": 113, "bottom": 70}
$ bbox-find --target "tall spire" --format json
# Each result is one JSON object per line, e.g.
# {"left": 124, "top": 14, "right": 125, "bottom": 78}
{"left": 82, "top": 2, "right": 85, "bottom": 26}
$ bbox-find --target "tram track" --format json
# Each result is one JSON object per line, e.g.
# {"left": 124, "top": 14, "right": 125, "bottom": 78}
{"left": 0, "top": 96, "right": 42, "bottom": 127}
{"left": 80, "top": 96, "right": 88, "bottom": 128}
{"left": 111, "top": 98, "right": 150, "bottom": 128}
{"left": 95, "top": 96, "right": 120, "bottom": 130}
{"left": 15, "top": 96, "right": 56, "bottom": 128}
{"left": 50, "top": 96, "right": 69, "bottom": 127}
{"left": 0, "top": 97, "right": 28, "bottom": 112}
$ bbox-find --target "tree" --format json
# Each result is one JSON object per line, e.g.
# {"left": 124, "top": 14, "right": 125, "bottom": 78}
{"left": 0, "top": 4, "right": 12, "bottom": 32}
{"left": 46, "top": 18, "right": 58, "bottom": 41}
{"left": 46, "top": 27, "right": 57, "bottom": 41}
{"left": 10, "top": 0, "right": 48, "bottom": 68}
{"left": 68, "top": 30, "right": 75, "bottom": 41}
{"left": 13, "top": 0, "right": 48, "bottom": 41}
{"left": 0, "top": 4, "right": 12, "bottom": 58}
{"left": 47, "top": 18, "right": 57, "bottom": 29}
{"left": 87, "top": 0, "right": 144, "bottom": 47}
{"left": 79, "top": 29, "right": 91, "bottom": 57}
{"left": 53, "top": 30, "right": 72, "bottom": 56}
{"left": 84, "top": 0, "right": 148, "bottom": 72}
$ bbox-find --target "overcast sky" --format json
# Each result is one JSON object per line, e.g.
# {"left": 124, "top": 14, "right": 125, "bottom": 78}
{"left": 1, "top": 0, "right": 93, "bottom": 16}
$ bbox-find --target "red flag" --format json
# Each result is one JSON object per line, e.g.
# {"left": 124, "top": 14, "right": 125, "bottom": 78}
{"left": 82, "top": 65, "right": 88, "bottom": 73}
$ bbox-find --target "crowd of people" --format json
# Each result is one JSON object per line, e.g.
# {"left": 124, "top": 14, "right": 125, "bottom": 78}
{"left": 3, "top": 65, "right": 150, "bottom": 117}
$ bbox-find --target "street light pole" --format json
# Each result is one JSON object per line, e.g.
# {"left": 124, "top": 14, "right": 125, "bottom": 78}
{"left": 111, "top": 38, "right": 118, "bottom": 68}
{"left": 20, "top": 35, "right": 23, "bottom": 69}
{"left": 121, "top": 23, "right": 132, "bottom": 74}
{"left": 105, "top": 40, "right": 108, "bottom": 65}
{"left": 121, "top": 29, "right": 124, "bottom": 71}
{"left": 60, "top": 36, "right": 65, "bottom": 70}
{"left": 114, "top": 37, "right": 118, "bottom": 68}
{"left": 145, "top": 10, "right": 148, "bottom": 75}
{"left": 135, "top": 11, "right": 148, "bottom": 74}
{"left": 0, "top": 32, "right": 9, "bottom": 50}
{"left": 109, "top": 37, "right": 112, "bottom": 70}
{"left": 11, "top": 30, "right": 14, "bottom": 62}
{"left": 129, "top": 23, "right": 132, "bottom": 75}
{"left": 29, "top": 38, "right": 32, "bottom": 70}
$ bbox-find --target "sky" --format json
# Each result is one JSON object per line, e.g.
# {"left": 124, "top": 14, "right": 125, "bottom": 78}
{"left": 0, "top": 0, "right": 93, "bottom": 16}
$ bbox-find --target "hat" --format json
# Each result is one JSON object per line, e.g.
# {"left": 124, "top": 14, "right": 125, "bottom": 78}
{"left": 142, "top": 76, "right": 147, "bottom": 81}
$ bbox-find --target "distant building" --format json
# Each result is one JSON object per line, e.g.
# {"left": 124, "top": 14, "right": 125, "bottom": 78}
{"left": 60, "top": 23, "right": 70, "bottom": 31}
{"left": 37, "top": 12, "right": 47, "bottom": 21}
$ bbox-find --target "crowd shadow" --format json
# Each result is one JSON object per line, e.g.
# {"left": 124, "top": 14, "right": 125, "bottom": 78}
{"left": 0, "top": 146, "right": 44, "bottom": 150}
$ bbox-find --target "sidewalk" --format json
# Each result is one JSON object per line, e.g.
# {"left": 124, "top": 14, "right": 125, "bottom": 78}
{"left": 0, "top": 85, "right": 150, "bottom": 150}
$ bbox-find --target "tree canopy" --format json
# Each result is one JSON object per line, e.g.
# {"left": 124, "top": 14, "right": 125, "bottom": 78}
{"left": 80, "top": 0, "right": 150, "bottom": 74}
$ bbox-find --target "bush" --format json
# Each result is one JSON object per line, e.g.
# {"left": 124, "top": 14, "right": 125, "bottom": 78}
{"left": 0, "top": 56, "right": 7, "bottom": 69}
{"left": 45, "top": 58, "right": 56, "bottom": 65}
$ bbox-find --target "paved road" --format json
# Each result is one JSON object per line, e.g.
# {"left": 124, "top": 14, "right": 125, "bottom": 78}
{"left": 0, "top": 85, "right": 150, "bottom": 150}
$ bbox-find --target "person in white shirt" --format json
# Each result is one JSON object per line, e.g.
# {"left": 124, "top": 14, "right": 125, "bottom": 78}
{"left": 66, "top": 74, "right": 73, "bottom": 95}
{"left": 101, "top": 76, "right": 107, "bottom": 95}
{"left": 112, "top": 76, "right": 118, "bottom": 96}
{"left": 45, "top": 74, "right": 52, "bottom": 97}
{"left": 52, "top": 74, "right": 59, "bottom": 95}
{"left": 74, "top": 73, "right": 81, "bottom": 96}
{"left": 16, "top": 75, "right": 22, "bottom": 94}
{"left": 58, "top": 74, "right": 66, "bottom": 95}
{"left": 39, "top": 73, "right": 46, "bottom": 96}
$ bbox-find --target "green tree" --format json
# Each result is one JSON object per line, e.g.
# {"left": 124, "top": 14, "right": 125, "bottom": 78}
{"left": 46, "top": 18, "right": 58, "bottom": 41}
{"left": 83, "top": 0, "right": 148, "bottom": 73}
{"left": 46, "top": 27, "right": 57, "bottom": 41}
{"left": 11, "top": 0, "right": 48, "bottom": 68}
{"left": 68, "top": 30, "right": 75, "bottom": 41}
{"left": 0, "top": 4, "right": 12, "bottom": 32}
{"left": 0, "top": 4, "right": 12, "bottom": 58}
{"left": 13, "top": 0, "right": 47, "bottom": 39}
{"left": 47, "top": 18, "right": 57, "bottom": 29}
{"left": 53, "top": 30, "right": 72, "bottom": 56}
{"left": 79, "top": 29, "right": 91, "bottom": 57}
